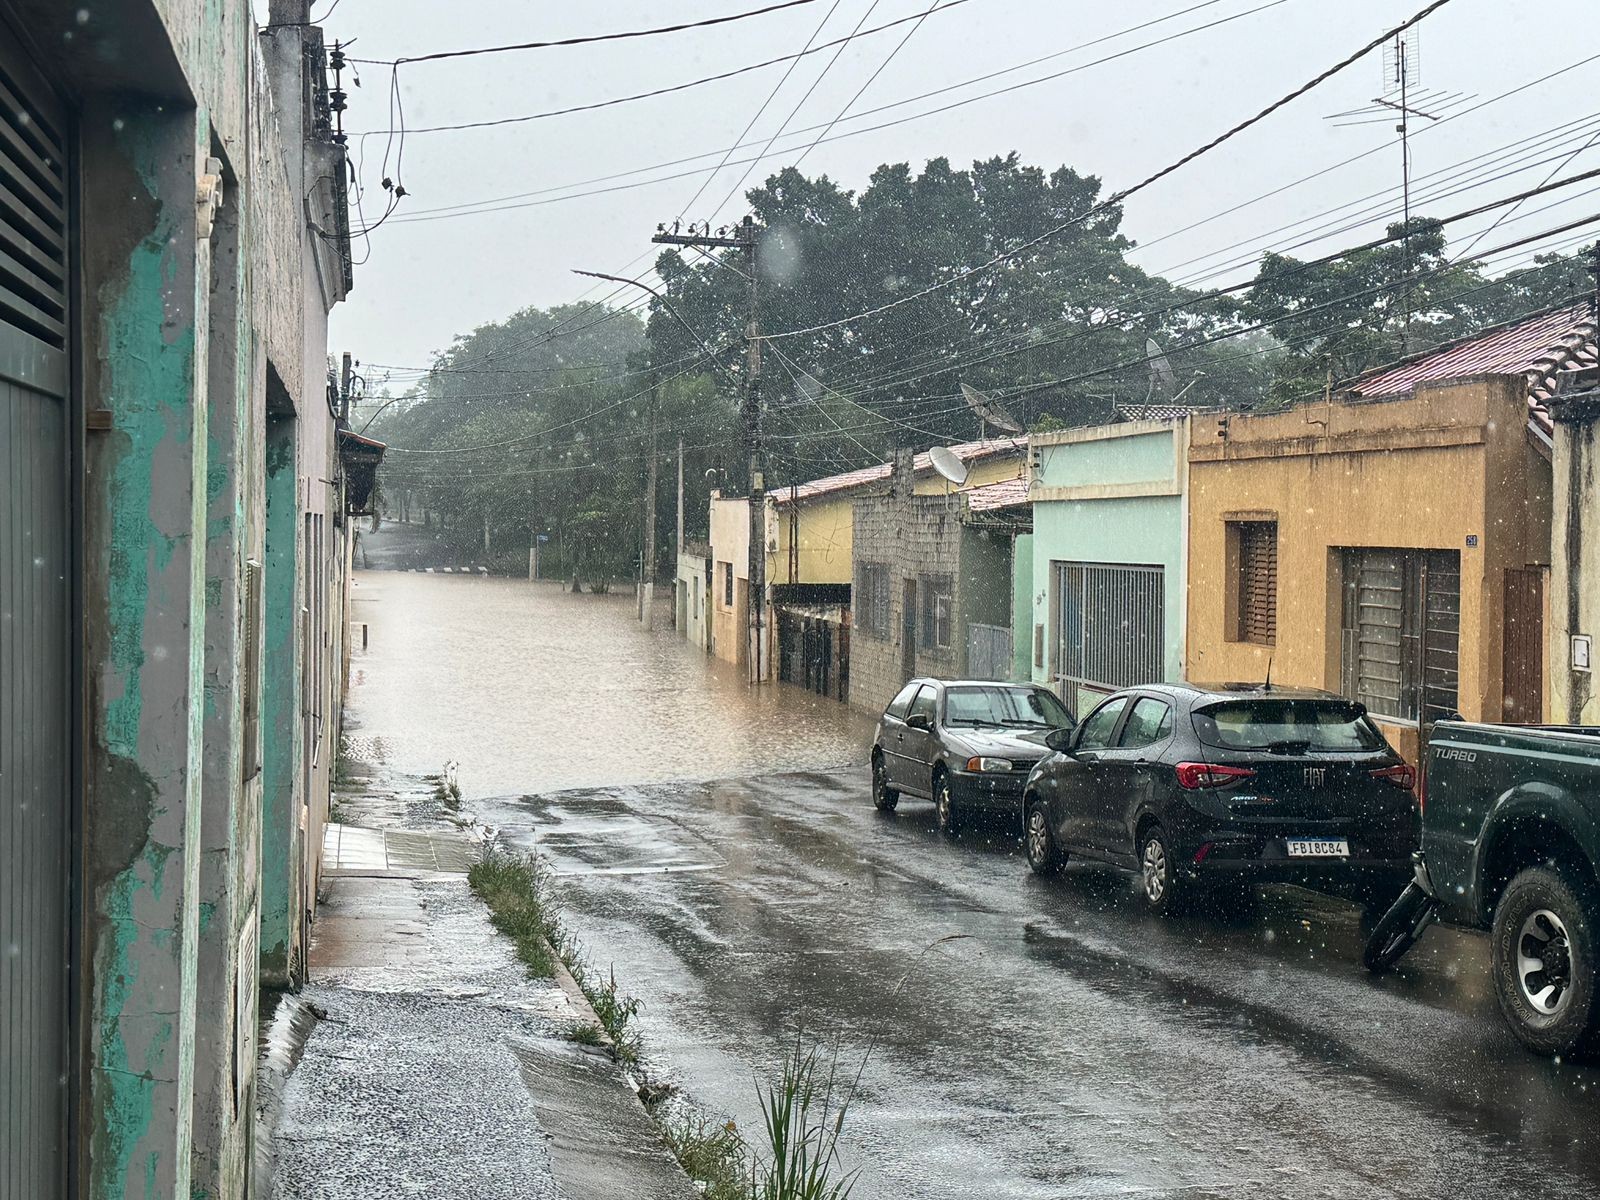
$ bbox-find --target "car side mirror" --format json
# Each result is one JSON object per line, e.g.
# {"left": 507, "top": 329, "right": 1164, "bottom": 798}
{"left": 1045, "top": 726, "right": 1076, "bottom": 754}
{"left": 905, "top": 713, "right": 932, "bottom": 732}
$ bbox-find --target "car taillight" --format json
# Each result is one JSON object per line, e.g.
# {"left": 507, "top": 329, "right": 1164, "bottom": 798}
{"left": 1370, "top": 764, "right": 1417, "bottom": 791}
{"left": 1174, "top": 762, "right": 1256, "bottom": 790}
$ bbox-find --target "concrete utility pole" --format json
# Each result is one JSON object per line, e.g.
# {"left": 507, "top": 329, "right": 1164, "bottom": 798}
{"left": 674, "top": 437, "right": 685, "bottom": 630}
{"left": 652, "top": 215, "right": 765, "bottom": 681}
{"left": 639, "top": 368, "right": 658, "bottom": 629}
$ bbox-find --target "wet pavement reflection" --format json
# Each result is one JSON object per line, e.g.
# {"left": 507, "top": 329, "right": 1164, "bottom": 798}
{"left": 348, "top": 526, "right": 1600, "bottom": 1199}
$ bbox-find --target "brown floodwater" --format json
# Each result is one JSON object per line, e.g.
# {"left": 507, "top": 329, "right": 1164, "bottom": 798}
{"left": 346, "top": 570, "right": 876, "bottom": 799}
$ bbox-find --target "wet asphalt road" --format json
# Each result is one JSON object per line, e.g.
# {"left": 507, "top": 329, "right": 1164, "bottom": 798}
{"left": 349, "top": 526, "right": 1600, "bottom": 1199}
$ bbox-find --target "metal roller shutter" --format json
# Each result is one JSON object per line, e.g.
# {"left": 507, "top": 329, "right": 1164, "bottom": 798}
{"left": 0, "top": 20, "right": 71, "bottom": 1200}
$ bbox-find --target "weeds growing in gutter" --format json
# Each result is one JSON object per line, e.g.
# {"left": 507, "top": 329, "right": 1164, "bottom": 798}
{"left": 467, "top": 850, "right": 642, "bottom": 1059}
{"left": 466, "top": 853, "right": 557, "bottom": 977}
{"left": 567, "top": 960, "right": 643, "bottom": 1067}
{"left": 469, "top": 844, "right": 903, "bottom": 1200}
{"left": 661, "top": 1115, "right": 746, "bottom": 1200}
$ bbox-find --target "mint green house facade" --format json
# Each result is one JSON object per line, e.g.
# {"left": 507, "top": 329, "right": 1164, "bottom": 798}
{"left": 1026, "top": 419, "right": 1190, "bottom": 718}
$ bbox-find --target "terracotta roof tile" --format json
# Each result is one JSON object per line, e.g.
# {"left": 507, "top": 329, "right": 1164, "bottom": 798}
{"left": 964, "top": 476, "right": 1031, "bottom": 513}
{"left": 1349, "top": 301, "right": 1598, "bottom": 432}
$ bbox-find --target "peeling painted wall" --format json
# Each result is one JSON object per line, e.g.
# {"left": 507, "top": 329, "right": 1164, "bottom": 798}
{"left": 24, "top": 0, "right": 358, "bottom": 1194}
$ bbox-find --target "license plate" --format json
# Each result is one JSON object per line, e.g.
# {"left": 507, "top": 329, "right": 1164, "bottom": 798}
{"left": 1286, "top": 838, "right": 1349, "bottom": 858}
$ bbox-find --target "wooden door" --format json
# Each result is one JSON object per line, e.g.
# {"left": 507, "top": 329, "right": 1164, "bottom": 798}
{"left": 1502, "top": 568, "right": 1544, "bottom": 722}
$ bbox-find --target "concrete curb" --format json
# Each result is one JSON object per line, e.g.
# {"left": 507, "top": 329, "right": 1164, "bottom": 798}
{"left": 540, "top": 934, "right": 647, "bottom": 1096}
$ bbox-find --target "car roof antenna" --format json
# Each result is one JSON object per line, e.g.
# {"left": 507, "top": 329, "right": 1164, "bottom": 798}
{"left": 1263, "top": 655, "right": 1274, "bottom": 693}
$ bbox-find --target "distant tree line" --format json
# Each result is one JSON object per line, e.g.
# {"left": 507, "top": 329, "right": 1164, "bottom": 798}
{"left": 371, "top": 151, "right": 1594, "bottom": 585}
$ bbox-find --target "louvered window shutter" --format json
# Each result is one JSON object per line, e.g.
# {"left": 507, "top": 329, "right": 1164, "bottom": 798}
{"left": 1239, "top": 522, "right": 1277, "bottom": 645}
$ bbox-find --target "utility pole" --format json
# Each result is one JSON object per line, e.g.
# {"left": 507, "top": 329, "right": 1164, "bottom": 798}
{"left": 652, "top": 215, "right": 765, "bottom": 683}
{"left": 640, "top": 368, "right": 658, "bottom": 630}
{"left": 339, "top": 351, "right": 352, "bottom": 422}
{"left": 674, "top": 437, "right": 685, "bottom": 629}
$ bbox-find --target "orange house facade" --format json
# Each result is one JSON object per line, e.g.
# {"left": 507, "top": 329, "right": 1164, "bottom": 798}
{"left": 1185, "top": 304, "right": 1594, "bottom": 762}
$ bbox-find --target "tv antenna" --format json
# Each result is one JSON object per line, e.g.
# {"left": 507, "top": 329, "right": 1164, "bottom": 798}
{"left": 1114, "top": 339, "right": 1206, "bottom": 421}
{"left": 1146, "top": 338, "right": 1177, "bottom": 401}
{"left": 959, "top": 382, "right": 1024, "bottom": 440}
{"left": 1325, "top": 27, "right": 1474, "bottom": 354}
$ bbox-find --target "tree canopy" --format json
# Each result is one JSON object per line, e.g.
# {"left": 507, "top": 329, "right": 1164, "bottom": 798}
{"left": 371, "top": 151, "right": 1592, "bottom": 580}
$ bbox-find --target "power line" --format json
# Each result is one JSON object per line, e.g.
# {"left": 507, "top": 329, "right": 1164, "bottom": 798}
{"left": 1452, "top": 126, "right": 1600, "bottom": 264}
{"left": 761, "top": 0, "right": 1461, "bottom": 342}
{"left": 825, "top": 114, "right": 1600, "bottom": 399}
{"left": 707, "top": 0, "right": 888, "bottom": 221}
{"left": 349, "top": 0, "right": 982, "bottom": 137}
{"left": 353, "top": 0, "right": 829, "bottom": 66}
{"left": 382, "top": 238, "right": 1593, "bottom": 486}
{"left": 677, "top": 0, "right": 851, "bottom": 222}
{"left": 988, "top": 210, "right": 1600, "bottom": 404}
{"left": 787, "top": 0, "right": 948, "bottom": 177}
{"left": 382, "top": 342, "right": 737, "bottom": 455}
{"left": 384, "top": 0, "right": 1302, "bottom": 224}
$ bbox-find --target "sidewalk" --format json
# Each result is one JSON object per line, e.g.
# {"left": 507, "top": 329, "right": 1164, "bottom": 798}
{"left": 259, "top": 750, "right": 697, "bottom": 1200}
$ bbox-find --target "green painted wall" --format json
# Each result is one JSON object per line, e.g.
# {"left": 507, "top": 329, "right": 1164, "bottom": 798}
{"left": 259, "top": 415, "right": 302, "bottom": 988}
{"left": 1029, "top": 426, "right": 1187, "bottom": 717}
{"left": 1012, "top": 533, "right": 1033, "bottom": 682}
{"left": 81, "top": 103, "right": 208, "bottom": 1200}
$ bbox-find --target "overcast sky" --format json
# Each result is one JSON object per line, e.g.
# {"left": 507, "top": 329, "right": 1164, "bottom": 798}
{"left": 315, "top": 0, "right": 1599, "bottom": 385}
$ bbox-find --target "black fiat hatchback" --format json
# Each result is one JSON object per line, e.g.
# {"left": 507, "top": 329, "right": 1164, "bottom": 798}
{"left": 1022, "top": 683, "right": 1418, "bottom": 914}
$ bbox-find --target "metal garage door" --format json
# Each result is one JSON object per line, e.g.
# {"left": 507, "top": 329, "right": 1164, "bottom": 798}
{"left": 0, "top": 23, "right": 72, "bottom": 1200}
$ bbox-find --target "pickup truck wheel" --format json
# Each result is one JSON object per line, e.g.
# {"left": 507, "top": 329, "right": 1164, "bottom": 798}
{"left": 1491, "top": 866, "right": 1600, "bottom": 1058}
{"left": 871, "top": 753, "right": 899, "bottom": 812}
{"left": 1362, "top": 882, "right": 1436, "bottom": 973}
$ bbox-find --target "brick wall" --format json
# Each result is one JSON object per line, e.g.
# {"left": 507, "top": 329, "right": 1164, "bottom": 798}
{"left": 848, "top": 492, "right": 968, "bottom": 712}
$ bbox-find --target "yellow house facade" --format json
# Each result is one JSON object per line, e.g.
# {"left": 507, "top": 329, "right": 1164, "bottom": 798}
{"left": 1186, "top": 375, "right": 1553, "bottom": 764}
{"left": 708, "top": 493, "right": 754, "bottom": 670}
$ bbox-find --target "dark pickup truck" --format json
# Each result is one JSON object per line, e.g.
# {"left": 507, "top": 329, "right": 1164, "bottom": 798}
{"left": 1366, "top": 720, "right": 1600, "bottom": 1057}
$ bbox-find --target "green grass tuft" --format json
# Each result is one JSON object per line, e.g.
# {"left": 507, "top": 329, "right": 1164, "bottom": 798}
{"left": 566, "top": 1021, "right": 607, "bottom": 1047}
{"left": 662, "top": 1115, "right": 747, "bottom": 1200}
{"left": 467, "top": 852, "right": 558, "bottom": 977}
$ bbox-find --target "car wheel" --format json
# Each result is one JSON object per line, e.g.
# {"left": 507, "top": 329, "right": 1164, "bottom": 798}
{"left": 934, "top": 771, "right": 959, "bottom": 837}
{"left": 1025, "top": 799, "right": 1062, "bottom": 874}
{"left": 1491, "top": 866, "right": 1600, "bottom": 1058}
{"left": 1361, "top": 881, "right": 1437, "bottom": 974}
{"left": 1138, "top": 824, "right": 1184, "bottom": 916}
{"left": 871, "top": 752, "right": 899, "bottom": 812}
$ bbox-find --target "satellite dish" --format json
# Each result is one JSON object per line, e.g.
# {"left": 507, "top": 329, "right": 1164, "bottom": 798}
{"left": 1146, "top": 338, "right": 1177, "bottom": 400}
{"left": 928, "top": 445, "right": 969, "bottom": 487}
{"left": 960, "top": 382, "right": 1024, "bottom": 436}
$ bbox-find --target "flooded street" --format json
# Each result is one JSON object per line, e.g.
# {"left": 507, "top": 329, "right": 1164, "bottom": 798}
{"left": 348, "top": 526, "right": 876, "bottom": 797}
{"left": 347, "top": 525, "right": 1600, "bottom": 1200}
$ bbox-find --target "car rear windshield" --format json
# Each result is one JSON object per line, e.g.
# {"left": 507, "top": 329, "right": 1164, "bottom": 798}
{"left": 945, "top": 686, "right": 1072, "bottom": 729}
{"left": 1191, "top": 700, "right": 1385, "bottom": 752}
